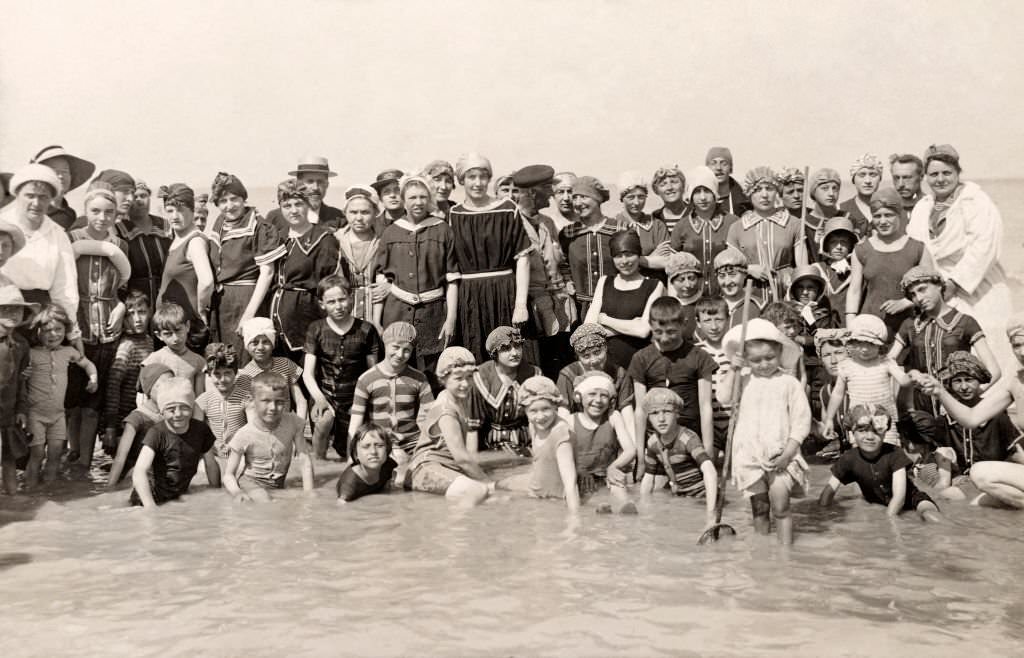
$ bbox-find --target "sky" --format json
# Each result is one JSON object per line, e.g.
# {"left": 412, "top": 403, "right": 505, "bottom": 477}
{"left": 2, "top": 0, "right": 1023, "bottom": 191}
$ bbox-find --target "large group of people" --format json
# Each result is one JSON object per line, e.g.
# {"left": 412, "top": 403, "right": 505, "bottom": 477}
{"left": 0, "top": 143, "right": 1021, "bottom": 544}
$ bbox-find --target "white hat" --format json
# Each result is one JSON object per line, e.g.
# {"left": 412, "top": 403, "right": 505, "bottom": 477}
{"left": 289, "top": 155, "right": 337, "bottom": 178}
{"left": 684, "top": 165, "right": 719, "bottom": 201}
{"left": 723, "top": 318, "right": 802, "bottom": 371}
{"left": 31, "top": 145, "right": 96, "bottom": 193}
{"left": 847, "top": 314, "right": 888, "bottom": 346}
{"left": 9, "top": 163, "right": 61, "bottom": 197}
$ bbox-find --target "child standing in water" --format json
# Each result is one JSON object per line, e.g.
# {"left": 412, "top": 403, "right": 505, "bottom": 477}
{"left": 0, "top": 284, "right": 35, "bottom": 494}
{"left": 718, "top": 319, "right": 810, "bottom": 545}
{"left": 102, "top": 291, "right": 154, "bottom": 458}
{"left": 823, "top": 314, "right": 911, "bottom": 446}
{"left": 819, "top": 405, "right": 943, "bottom": 522}
{"left": 24, "top": 305, "right": 98, "bottom": 487}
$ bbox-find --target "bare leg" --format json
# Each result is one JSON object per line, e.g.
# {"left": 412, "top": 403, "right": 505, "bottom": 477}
{"left": 44, "top": 438, "right": 64, "bottom": 482}
{"left": 312, "top": 411, "right": 334, "bottom": 460}
{"left": 769, "top": 478, "right": 793, "bottom": 545}
{"left": 751, "top": 491, "right": 771, "bottom": 535}
{"left": 445, "top": 475, "right": 490, "bottom": 507}
{"left": 917, "top": 501, "right": 944, "bottom": 523}
{"left": 969, "top": 462, "right": 1024, "bottom": 509}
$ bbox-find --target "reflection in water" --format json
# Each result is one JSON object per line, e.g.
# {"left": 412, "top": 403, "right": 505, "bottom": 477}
{"left": 0, "top": 462, "right": 1020, "bottom": 656}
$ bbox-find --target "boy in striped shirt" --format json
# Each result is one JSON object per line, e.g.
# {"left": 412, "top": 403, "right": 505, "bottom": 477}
{"left": 237, "top": 317, "right": 306, "bottom": 422}
{"left": 349, "top": 322, "right": 434, "bottom": 481}
{"left": 194, "top": 343, "right": 250, "bottom": 461}
{"left": 692, "top": 297, "right": 732, "bottom": 462}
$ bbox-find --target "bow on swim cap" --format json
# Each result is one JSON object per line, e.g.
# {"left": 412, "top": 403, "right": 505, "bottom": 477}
{"left": 518, "top": 375, "right": 564, "bottom": 408}
{"left": 644, "top": 387, "right": 683, "bottom": 414}
{"left": 846, "top": 403, "right": 892, "bottom": 433}
{"left": 742, "top": 166, "right": 779, "bottom": 197}
{"left": 849, "top": 153, "right": 883, "bottom": 179}
{"left": 569, "top": 323, "right": 607, "bottom": 354}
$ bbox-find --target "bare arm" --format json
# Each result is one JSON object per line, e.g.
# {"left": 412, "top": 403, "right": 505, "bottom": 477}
{"left": 698, "top": 379, "right": 714, "bottom": 455}
{"left": 203, "top": 449, "right": 221, "bottom": 488}
{"left": 290, "top": 382, "right": 307, "bottom": 422}
{"left": 845, "top": 250, "right": 864, "bottom": 320}
{"left": 583, "top": 275, "right": 606, "bottom": 325}
{"left": 222, "top": 449, "right": 244, "bottom": 497}
{"left": 131, "top": 446, "right": 158, "bottom": 508}
{"left": 512, "top": 255, "right": 530, "bottom": 324}
{"left": 935, "top": 383, "right": 1012, "bottom": 429}
{"left": 599, "top": 281, "right": 664, "bottom": 338}
{"left": 972, "top": 338, "right": 1002, "bottom": 387}
{"left": 699, "top": 460, "right": 718, "bottom": 528}
{"left": 886, "top": 358, "right": 912, "bottom": 388}
{"left": 186, "top": 237, "right": 215, "bottom": 317}
{"left": 817, "top": 475, "right": 841, "bottom": 507}
{"left": 293, "top": 422, "right": 314, "bottom": 491}
{"left": 303, "top": 354, "right": 331, "bottom": 413}
{"left": 632, "top": 381, "right": 647, "bottom": 479}
{"left": 238, "top": 263, "right": 275, "bottom": 330}
{"left": 555, "top": 440, "right": 580, "bottom": 512}
{"left": 887, "top": 468, "right": 907, "bottom": 517}
{"left": 608, "top": 412, "right": 636, "bottom": 479}
{"left": 440, "top": 416, "right": 490, "bottom": 482}
{"left": 823, "top": 375, "right": 847, "bottom": 433}
{"left": 106, "top": 425, "right": 138, "bottom": 489}
{"left": 439, "top": 282, "right": 458, "bottom": 348}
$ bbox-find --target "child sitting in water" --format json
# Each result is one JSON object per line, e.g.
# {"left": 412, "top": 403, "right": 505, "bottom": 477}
{"left": 718, "top": 319, "right": 810, "bottom": 544}
{"left": 337, "top": 424, "right": 399, "bottom": 504}
{"left": 237, "top": 317, "right": 306, "bottom": 422}
{"left": 897, "top": 410, "right": 957, "bottom": 500}
{"left": 818, "top": 405, "right": 943, "bottom": 522}
{"left": 131, "top": 377, "right": 221, "bottom": 507}
{"left": 473, "top": 326, "right": 540, "bottom": 456}
{"left": 24, "top": 304, "right": 98, "bottom": 488}
{"left": 406, "top": 347, "right": 494, "bottom": 506}
{"left": 349, "top": 322, "right": 434, "bottom": 483}
{"left": 141, "top": 302, "right": 206, "bottom": 396}
{"left": 571, "top": 371, "right": 636, "bottom": 514}
{"left": 639, "top": 388, "right": 718, "bottom": 528}
{"left": 194, "top": 343, "right": 250, "bottom": 464}
{"left": 823, "top": 314, "right": 911, "bottom": 446}
{"left": 497, "top": 376, "right": 580, "bottom": 510}
{"left": 223, "top": 371, "right": 313, "bottom": 502}
{"left": 106, "top": 363, "right": 174, "bottom": 488}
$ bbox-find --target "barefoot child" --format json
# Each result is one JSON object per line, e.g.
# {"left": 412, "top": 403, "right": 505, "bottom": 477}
{"left": 0, "top": 285, "right": 35, "bottom": 494}
{"left": 823, "top": 314, "right": 912, "bottom": 446}
{"left": 194, "top": 343, "right": 250, "bottom": 463}
{"left": 639, "top": 388, "right": 718, "bottom": 529}
{"left": 236, "top": 318, "right": 305, "bottom": 421}
{"left": 349, "top": 321, "right": 434, "bottom": 481}
{"left": 497, "top": 376, "right": 580, "bottom": 510}
{"left": 336, "top": 424, "right": 399, "bottom": 503}
{"left": 818, "top": 404, "right": 943, "bottom": 522}
{"left": 571, "top": 371, "right": 636, "bottom": 513}
{"left": 106, "top": 363, "right": 173, "bottom": 488}
{"left": 406, "top": 346, "right": 494, "bottom": 505}
{"left": 131, "top": 377, "right": 222, "bottom": 507}
{"left": 24, "top": 305, "right": 98, "bottom": 487}
{"left": 303, "top": 275, "right": 383, "bottom": 460}
{"left": 223, "top": 371, "right": 313, "bottom": 502}
{"left": 718, "top": 319, "right": 810, "bottom": 544}
{"left": 141, "top": 302, "right": 206, "bottom": 396}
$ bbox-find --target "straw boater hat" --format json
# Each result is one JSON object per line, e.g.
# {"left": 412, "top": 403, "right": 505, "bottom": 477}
{"left": 722, "top": 318, "right": 802, "bottom": 371}
{"left": 289, "top": 156, "right": 337, "bottom": 178}
{"left": 0, "top": 220, "right": 27, "bottom": 256}
{"left": 30, "top": 145, "right": 96, "bottom": 193}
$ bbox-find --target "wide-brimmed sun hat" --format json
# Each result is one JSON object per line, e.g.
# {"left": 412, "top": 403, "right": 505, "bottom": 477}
{"left": 723, "top": 318, "right": 802, "bottom": 371}
{"left": 30, "top": 145, "right": 96, "bottom": 193}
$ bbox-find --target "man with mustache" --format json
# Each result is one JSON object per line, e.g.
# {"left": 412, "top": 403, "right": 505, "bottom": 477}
{"left": 268, "top": 156, "right": 346, "bottom": 234}
{"left": 889, "top": 153, "right": 924, "bottom": 214}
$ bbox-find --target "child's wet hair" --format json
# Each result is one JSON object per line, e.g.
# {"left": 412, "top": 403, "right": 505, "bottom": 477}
{"left": 152, "top": 302, "right": 188, "bottom": 331}
{"left": 124, "top": 289, "right": 151, "bottom": 310}
{"left": 204, "top": 342, "right": 239, "bottom": 372}
{"left": 650, "top": 296, "right": 685, "bottom": 324}
{"left": 348, "top": 423, "right": 395, "bottom": 465}
{"left": 695, "top": 296, "right": 728, "bottom": 319}
{"left": 27, "top": 303, "right": 73, "bottom": 347}
{"left": 317, "top": 274, "right": 351, "bottom": 300}
{"left": 251, "top": 370, "right": 288, "bottom": 396}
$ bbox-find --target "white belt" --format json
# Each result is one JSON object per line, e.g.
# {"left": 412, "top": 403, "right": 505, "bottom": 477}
{"left": 461, "top": 269, "right": 513, "bottom": 280}
{"left": 390, "top": 284, "right": 444, "bottom": 305}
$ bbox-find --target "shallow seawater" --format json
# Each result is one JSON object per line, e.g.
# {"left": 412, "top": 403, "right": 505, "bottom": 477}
{"left": 1, "top": 458, "right": 1022, "bottom": 657}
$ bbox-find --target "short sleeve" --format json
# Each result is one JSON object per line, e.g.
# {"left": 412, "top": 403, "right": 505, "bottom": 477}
{"left": 199, "top": 423, "right": 216, "bottom": 453}
{"left": 643, "top": 440, "right": 662, "bottom": 471}
{"left": 142, "top": 425, "right": 165, "bottom": 452}
{"left": 694, "top": 346, "right": 716, "bottom": 381}
{"left": 556, "top": 369, "right": 575, "bottom": 408}
{"left": 364, "top": 323, "right": 384, "bottom": 362}
{"left": 511, "top": 207, "right": 533, "bottom": 259}
{"left": 252, "top": 220, "right": 286, "bottom": 266}
{"left": 304, "top": 322, "right": 322, "bottom": 356}
{"left": 227, "top": 427, "right": 251, "bottom": 454}
{"left": 351, "top": 374, "right": 370, "bottom": 416}
{"left": 887, "top": 448, "right": 913, "bottom": 473}
{"left": 831, "top": 453, "right": 855, "bottom": 484}
{"left": 335, "top": 468, "right": 364, "bottom": 501}
{"left": 627, "top": 349, "right": 651, "bottom": 384}
{"left": 195, "top": 392, "right": 211, "bottom": 413}
{"left": 682, "top": 431, "right": 710, "bottom": 465}
{"left": 896, "top": 317, "right": 913, "bottom": 348}
{"left": 444, "top": 225, "right": 461, "bottom": 281}
{"left": 961, "top": 314, "right": 984, "bottom": 344}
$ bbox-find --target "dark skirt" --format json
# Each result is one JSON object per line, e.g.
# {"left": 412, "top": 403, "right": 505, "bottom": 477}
{"left": 213, "top": 284, "right": 266, "bottom": 358}
{"left": 66, "top": 341, "right": 118, "bottom": 410}
{"left": 381, "top": 295, "right": 447, "bottom": 359}
{"left": 457, "top": 274, "right": 517, "bottom": 363}
{"left": 272, "top": 288, "right": 324, "bottom": 353}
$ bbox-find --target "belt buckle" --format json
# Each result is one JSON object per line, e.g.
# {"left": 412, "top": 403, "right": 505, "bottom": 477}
{"left": 411, "top": 294, "right": 420, "bottom": 304}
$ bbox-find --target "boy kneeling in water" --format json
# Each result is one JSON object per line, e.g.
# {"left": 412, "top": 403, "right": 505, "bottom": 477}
{"left": 818, "top": 404, "right": 943, "bottom": 522}
{"left": 222, "top": 371, "right": 314, "bottom": 502}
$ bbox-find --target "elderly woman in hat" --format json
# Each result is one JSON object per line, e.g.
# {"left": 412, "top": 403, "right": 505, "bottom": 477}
{"left": 584, "top": 230, "right": 664, "bottom": 370}
{"left": 159, "top": 184, "right": 217, "bottom": 346}
{"left": 725, "top": 167, "right": 807, "bottom": 304}
{"left": 0, "top": 164, "right": 82, "bottom": 340}
{"left": 918, "top": 316, "right": 1024, "bottom": 509}
{"left": 270, "top": 179, "right": 345, "bottom": 359}
{"left": 559, "top": 176, "right": 619, "bottom": 319}
{"left": 208, "top": 172, "right": 285, "bottom": 358}
{"left": 30, "top": 145, "right": 95, "bottom": 232}
{"left": 448, "top": 153, "right": 532, "bottom": 362}
{"left": 839, "top": 154, "right": 884, "bottom": 237}
{"left": 670, "top": 165, "right": 739, "bottom": 296}
{"left": 846, "top": 187, "right": 930, "bottom": 337}
{"left": 907, "top": 144, "right": 1014, "bottom": 367}
{"left": 888, "top": 265, "right": 999, "bottom": 415}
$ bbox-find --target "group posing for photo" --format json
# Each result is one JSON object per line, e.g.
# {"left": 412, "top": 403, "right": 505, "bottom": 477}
{"left": 0, "top": 143, "right": 1021, "bottom": 545}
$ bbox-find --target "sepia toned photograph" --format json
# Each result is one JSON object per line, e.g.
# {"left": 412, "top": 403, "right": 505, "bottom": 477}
{"left": 1, "top": 1, "right": 1022, "bottom": 656}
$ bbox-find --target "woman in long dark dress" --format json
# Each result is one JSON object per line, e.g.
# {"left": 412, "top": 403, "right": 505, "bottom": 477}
{"left": 269, "top": 179, "right": 346, "bottom": 360}
{"left": 448, "top": 153, "right": 531, "bottom": 363}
